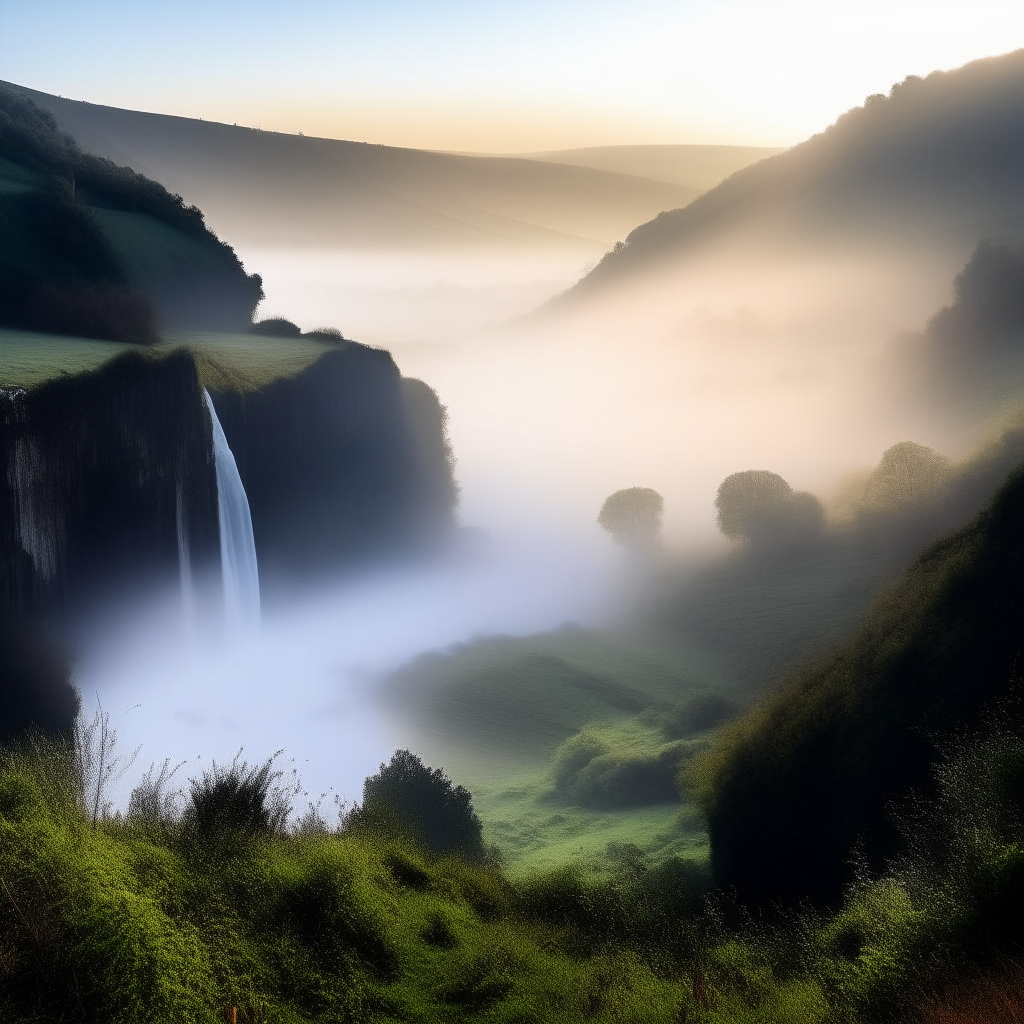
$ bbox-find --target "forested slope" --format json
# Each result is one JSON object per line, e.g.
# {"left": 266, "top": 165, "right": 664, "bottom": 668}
{"left": 692, "top": 461, "right": 1024, "bottom": 907}
{"left": 0, "top": 85, "right": 263, "bottom": 340}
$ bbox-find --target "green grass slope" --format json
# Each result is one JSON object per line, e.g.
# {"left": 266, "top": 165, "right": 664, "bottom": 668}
{"left": 383, "top": 627, "right": 726, "bottom": 872}
{"left": 0, "top": 739, "right": 708, "bottom": 1024}
{"left": 6, "top": 719, "right": 1024, "bottom": 1023}
{"left": 691, "top": 460, "right": 1024, "bottom": 908}
{"left": 0, "top": 327, "right": 337, "bottom": 391}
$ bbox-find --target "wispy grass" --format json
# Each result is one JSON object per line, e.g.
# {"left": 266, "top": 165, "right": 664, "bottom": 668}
{"left": 3, "top": 712, "right": 1024, "bottom": 1023}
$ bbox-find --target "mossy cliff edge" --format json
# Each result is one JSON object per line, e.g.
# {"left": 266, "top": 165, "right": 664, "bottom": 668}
{"left": 0, "top": 343, "right": 457, "bottom": 618}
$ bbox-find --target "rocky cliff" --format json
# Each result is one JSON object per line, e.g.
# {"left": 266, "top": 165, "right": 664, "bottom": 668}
{"left": 0, "top": 343, "right": 457, "bottom": 620}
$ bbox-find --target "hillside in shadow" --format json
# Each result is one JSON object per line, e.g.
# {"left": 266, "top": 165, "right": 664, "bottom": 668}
{"left": 3, "top": 82, "right": 716, "bottom": 253}
{"left": 561, "top": 49, "right": 1024, "bottom": 303}
{"left": 0, "top": 86, "right": 264, "bottom": 340}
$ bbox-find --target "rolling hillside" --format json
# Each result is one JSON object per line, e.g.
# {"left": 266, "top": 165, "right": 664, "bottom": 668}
{"left": 563, "top": 49, "right": 1024, "bottom": 301}
{"left": 4, "top": 83, "right": 711, "bottom": 252}
{"left": 521, "top": 144, "right": 784, "bottom": 192}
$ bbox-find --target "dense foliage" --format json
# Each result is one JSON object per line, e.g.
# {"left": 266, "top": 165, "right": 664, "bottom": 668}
{"left": 689, "top": 461, "right": 1024, "bottom": 907}
{"left": 596, "top": 487, "right": 664, "bottom": 547}
{"left": 0, "top": 84, "right": 263, "bottom": 340}
{"left": 353, "top": 750, "right": 484, "bottom": 859}
{"left": 714, "top": 471, "right": 824, "bottom": 549}
{"left": 2, "top": 709, "right": 1023, "bottom": 1022}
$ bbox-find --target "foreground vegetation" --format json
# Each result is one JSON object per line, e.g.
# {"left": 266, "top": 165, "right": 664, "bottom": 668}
{"left": 2, "top": 714, "right": 1023, "bottom": 1024}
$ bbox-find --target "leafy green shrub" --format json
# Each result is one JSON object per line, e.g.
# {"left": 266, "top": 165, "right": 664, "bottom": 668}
{"left": 274, "top": 843, "right": 399, "bottom": 981}
{"left": 661, "top": 693, "right": 736, "bottom": 740}
{"left": 438, "top": 945, "right": 516, "bottom": 1009}
{"left": 551, "top": 727, "right": 701, "bottom": 808}
{"left": 352, "top": 749, "right": 484, "bottom": 859}
{"left": 183, "top": 751, "right": 292, "bottom": 847}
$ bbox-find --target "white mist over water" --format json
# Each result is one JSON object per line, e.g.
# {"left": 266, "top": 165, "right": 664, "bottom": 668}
{"left": 205, "top": 390, "right": 261, "bottom": 633}
{"left": 76, "top": 235, "right": 981, "bottom": 813}
{"left": 76, "top": 525, "right": 621, "bottom": 809}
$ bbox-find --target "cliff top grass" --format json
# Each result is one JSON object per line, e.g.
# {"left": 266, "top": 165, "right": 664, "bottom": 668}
{"left": 0, "top": 327, "right": 343, "bottom": 391}
{"left": 169, "top": 330, "right": 344, "bottom": 391}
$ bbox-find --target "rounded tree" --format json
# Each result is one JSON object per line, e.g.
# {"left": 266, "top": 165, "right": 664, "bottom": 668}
{"left": 861, "top": 441, "right": 950, "bottom": 513}
{"left": 357, "top": 749, "right": 484, "bottom": 859}
{"left": 597, "top": 487, "right": 664, "bottom": 547}
{"left": 715, "top": 470, "right": 793, "bottom": 545}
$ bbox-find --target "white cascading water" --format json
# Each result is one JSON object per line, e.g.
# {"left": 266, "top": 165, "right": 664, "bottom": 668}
{"left": 204, "top": 389, "right": 261, "bottom": 632}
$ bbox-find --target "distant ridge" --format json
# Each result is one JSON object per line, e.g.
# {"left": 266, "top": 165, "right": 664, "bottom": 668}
{"left": 1, "top": 83, "right": 735, "bottom": 252}
{"left": 516, "top": 144, "right": 785, "bottom": 192}
{"left": 561, "top": 49, "right": 1024, "bottom": 302}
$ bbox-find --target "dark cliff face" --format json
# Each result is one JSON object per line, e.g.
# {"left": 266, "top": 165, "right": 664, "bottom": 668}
{"left": 0, "top": 616, "right": 79, "bottom": 742}
{"left": 0, "top": 343, "right": 458, "bottom": 619}
{"left": 209, "top": 344, "right": 458, "bottom": 585}
{"left": 0, "top": 349, "right": 219, "bottom": 617}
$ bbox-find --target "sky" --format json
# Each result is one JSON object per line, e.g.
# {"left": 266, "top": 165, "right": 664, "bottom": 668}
{"left": 5, "top": 0, "right": 1024, "bottom": 151}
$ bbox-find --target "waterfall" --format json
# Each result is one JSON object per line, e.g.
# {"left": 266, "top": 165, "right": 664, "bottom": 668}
{"left": 204, "top": 390, "right": 261, "bottom": 631}
{"left": 175, "top": 482, "right": 195, "bottom": 637}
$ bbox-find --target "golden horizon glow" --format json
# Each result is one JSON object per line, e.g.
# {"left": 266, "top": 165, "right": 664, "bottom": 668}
{"left": 7, "top": 1, "right": 1024, "bottom": 153}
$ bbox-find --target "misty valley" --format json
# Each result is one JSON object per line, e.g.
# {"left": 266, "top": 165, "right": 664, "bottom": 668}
{"left": 6, "top": 49, "right": 1024, "bottom": 1023}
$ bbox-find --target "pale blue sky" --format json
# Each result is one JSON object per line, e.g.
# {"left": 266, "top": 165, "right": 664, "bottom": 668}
{"left": 5, "top": 0, "right": 1024, "bottom": 150}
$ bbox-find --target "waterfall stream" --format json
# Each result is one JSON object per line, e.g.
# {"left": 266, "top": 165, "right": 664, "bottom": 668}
{"left": 204, "top": 390, "right": 261, "bottom": 631}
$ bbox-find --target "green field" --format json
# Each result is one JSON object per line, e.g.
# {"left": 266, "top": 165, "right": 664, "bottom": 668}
{"left": 0, "top": 327, "right": 340, "bottom": 390}
{"left": 0, "top": 328, "right": 133, "bottom": 388}
{"left": 383, "top": 625, "right": 734, "bottom": 874}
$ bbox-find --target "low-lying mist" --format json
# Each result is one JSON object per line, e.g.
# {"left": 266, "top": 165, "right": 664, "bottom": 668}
{"left": 75, "top": 523, "right": 622, "bottom": 809}
{"left": 83, "top": 224, "right": 1018, "bottom": 813}
{"left": 298, "top": 237, "right": 981, "bottom": 549}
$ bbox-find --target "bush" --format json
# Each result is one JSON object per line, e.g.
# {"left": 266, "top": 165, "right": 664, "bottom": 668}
{"left": 182, "top": 751, "right": 293, "bottom": 846}
{"left": 550, "top": 727, "right": 701, "bottom": 809}
{"left": 715, "top": 470, "right": 824, "bottom": 550}
{"left": 304, "top": 326, "right": 347, "bottom": 342}
{"left": 352, "top": 749, "right": 484, "bottom": 859}
{"left": 661, "top": 693, "right": 736, "bottom": 740}
{"left": 250, "top": 317, "right": 301, "bottom": 337}
{"left": 597, "top": 487, "right": 664, "bottom": 547}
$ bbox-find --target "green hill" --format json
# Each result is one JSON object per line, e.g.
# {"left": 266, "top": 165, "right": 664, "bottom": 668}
{"left": 691, "top": 459, "right": 1024, "bottom": 908}
{"left": 0, "top": 85, "right": 262, "bottom": 342}
{"left": 2, "top": 82, "right": 712, "bottom": 254}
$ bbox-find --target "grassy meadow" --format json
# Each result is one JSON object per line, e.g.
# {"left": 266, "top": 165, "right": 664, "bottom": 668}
{"left": 0, "top": 326, "right": 340, "bottom": 391}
